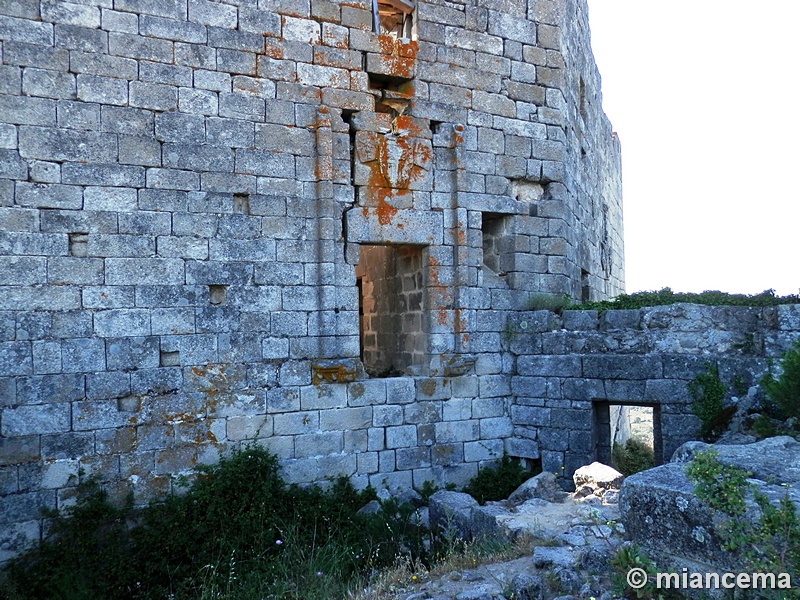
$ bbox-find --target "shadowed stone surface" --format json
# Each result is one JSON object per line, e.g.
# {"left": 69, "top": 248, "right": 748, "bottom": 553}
{"left": 620, "top": 437, "right": 800, "bottom": 571}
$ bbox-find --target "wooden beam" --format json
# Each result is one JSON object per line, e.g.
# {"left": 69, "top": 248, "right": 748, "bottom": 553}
{"left": 378, "top": 0, "right": 414, "bottom": 13}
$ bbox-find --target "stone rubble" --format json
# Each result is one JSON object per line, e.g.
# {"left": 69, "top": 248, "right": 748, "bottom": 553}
{"left": 366, "top": 464, "right": 627, "bottom": 600}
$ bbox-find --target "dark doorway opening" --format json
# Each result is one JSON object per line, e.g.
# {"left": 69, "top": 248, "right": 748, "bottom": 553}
{"left": 593, "top": 400, "right": 663, "bottom": 469}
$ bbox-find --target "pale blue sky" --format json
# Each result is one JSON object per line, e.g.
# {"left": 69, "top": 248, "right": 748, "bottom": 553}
{"left": 587, "top": 1, "right": 800, "bottom": 296}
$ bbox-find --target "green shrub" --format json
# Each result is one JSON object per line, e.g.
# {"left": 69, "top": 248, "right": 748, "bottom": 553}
{"left": 760, "top": 338, "right": 800, "bottom": 423}
{"left": 751, "top": 414, "right": 785, "bottom": 439}
{"left": 611, "top": 438, "right": 654, "bottom": 476}
{"left": 0, "top": 478, "right": 136, "bottom": 600}
{"left": 688, "top": 363, "right": 730, "bottom": 441}
{"left": 1, "top": 446, "right": 429, "bottom": 600}
{"left": 462, "top": 454, "right": 537, "bottom": 505}
{"left": 417, "top": 480, "right": 440, "bottom": 502}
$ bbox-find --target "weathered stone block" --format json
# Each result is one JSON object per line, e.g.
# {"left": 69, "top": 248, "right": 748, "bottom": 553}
{"left": 16, "top": 373, "right": 83, "bottom": 404}
{"left": 295, "top": 431, "right": 343, "bottom": 458}
{"left": 319, "top": 406, "right": 372, "bottom": 431}
{"left": 583, "top": 355, "right": 663, "bottom": 380}
{"left": 435, "top": 420, "right": 480, "bottom": 444}
{"left": 372, "top": 404, "right": 403, "bottom": 427}
{"left": 227, "top": 415, "right": 272, "bottom": 441}
{"left": 443, "top": 397, "right": 472, "bottom": 422}
{"left": 61, "top": 338, "right": 105, "bottom": 373}
{"left": 106, "top": 258, "right": 185, "bottom": 285}
{"left": 395, "top": 446, "right": 431, "bottom": 470}
{"left": 385, "top": 378, "right": 415, "bottom": 404}
{"left": 504, "top": 437, "right": 539, "bottom": 460}
{"left": 464, "top": 439, "right": 504, "bottom": 462}
{"left": 386, "top": 425, "right": 417, "bottom": 449}
{"left": 517, "top": 355, "right": 580, "bottom": 377}
{"left": 346, "top": 379, "right": 386, "bottom": 407}
{"left": 86, "top": 371, "right": 131, "bottom": 401}
{"left": 479, "top": 417, "right": 513, "bottom": 439}
{"left": 511, "top": 405, "right": 550, "bottom": 427}
{"left": 2, "top": 403, "right": 70, "bottom": 436}
{"left": 95, "top": 310, "right": 152, "bottom": 338}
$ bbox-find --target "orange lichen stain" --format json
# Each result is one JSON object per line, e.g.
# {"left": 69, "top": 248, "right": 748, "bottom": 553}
{"left": 321, "top": 24, "right": 348, "bottom": 49}
{"left": 262, "top": 42, "right": 284, "bottom": 59}
{"left": 315, "top": 155, "right": 333, "bottom": 180}
{"left": 428, "top": 255, "right": 439, "bottom": 285}
{"left": 427, "top": 255, "right": 451, "bottom": 327}
{"left": 376, "top": 34, "right": 418, "bottom": 78}
{"left": 311, "top": 363, "right": 357, "bottom": 386}
{"left": 418, "top": 378, "right": 437, "bottom": 397}
{"left": 455, "top": 222, "right": 467, "bottom": 246}
{"left": 361, "top": 188, "right": 402, "bottom": 226}
{"left": 454, "top": 308, "right": 463, "bottom": 334}
{"left": 448, "top": 123, "right": 465, "bottom": 147}
{"left": 393, "top": 115, "right": 425, "bottom": 138}
{"left": 375, "top": 190, "right": 400, "bottom": 225}
{"left": 361, "top": 133, "right": 419, "bottom": 224}
{"left": 376, "top": 35, "right": 418, "bottom": 59}
{"left": 237, "top": 81, "right": 260, "bottom": 95}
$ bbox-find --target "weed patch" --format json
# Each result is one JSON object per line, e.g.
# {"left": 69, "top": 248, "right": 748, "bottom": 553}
{"left": 686, "top": 449, "right": 800, "bottom": 598}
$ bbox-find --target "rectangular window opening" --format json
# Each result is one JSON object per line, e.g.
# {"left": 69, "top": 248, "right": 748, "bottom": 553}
{"left": 355, "top": 244, "right": 426, "bottom": 378}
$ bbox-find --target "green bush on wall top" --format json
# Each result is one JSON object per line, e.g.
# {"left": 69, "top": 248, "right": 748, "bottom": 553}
{"left": 571, "top": 287, "right": 800, "bottom": 312}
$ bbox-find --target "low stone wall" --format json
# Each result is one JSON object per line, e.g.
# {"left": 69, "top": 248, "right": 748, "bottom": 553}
{"left": 508, "top": 303, "right": 800, "bottom": 477}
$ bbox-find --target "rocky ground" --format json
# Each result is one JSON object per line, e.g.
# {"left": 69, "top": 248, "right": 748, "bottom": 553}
{"left": 358, "top": 465, "right": 629, "bottom": 600}
{"left": 359, "top": 435, "right": 800, "bottom": 600}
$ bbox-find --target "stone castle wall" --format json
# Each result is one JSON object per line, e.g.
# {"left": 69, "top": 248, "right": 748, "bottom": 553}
{"left": 2, "top": 0, "right": 624, "bottom": 561}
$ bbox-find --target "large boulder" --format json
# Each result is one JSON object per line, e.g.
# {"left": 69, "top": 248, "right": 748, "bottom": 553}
{"left": 573, "top": 462, "right": 623, "bottom": 501}
{"left": 509, "top": 471, "right": 568, "bottom": 504}
{"left": 619, "top": 436, "right": 800, "bottom": 571}
{"left": 671, "top": 435, "right": 800, "bottom": 488}
{"left": 428, "top": 490, "right": 479, "bottom": 540}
